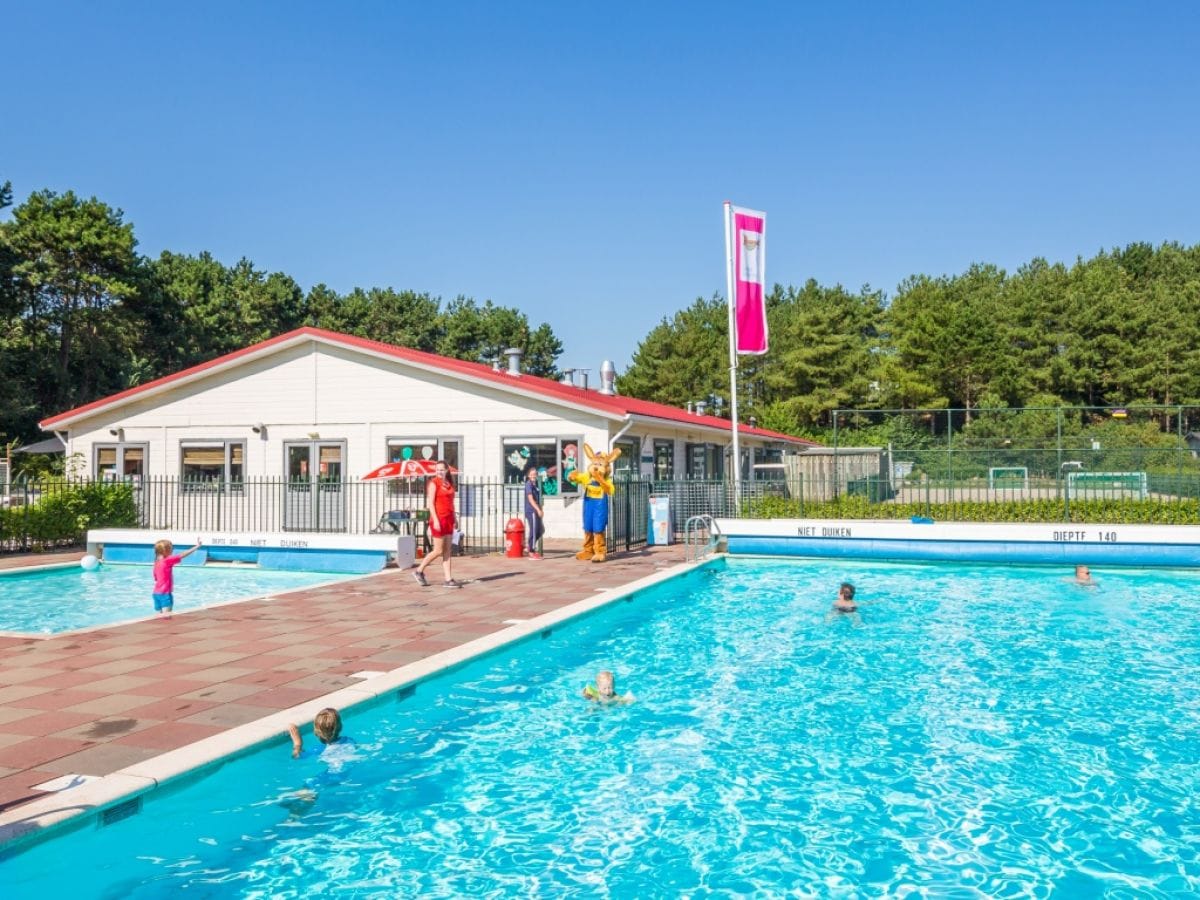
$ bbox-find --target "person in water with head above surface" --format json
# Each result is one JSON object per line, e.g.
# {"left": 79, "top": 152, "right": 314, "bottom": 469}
{"left": 1074, "top": 564, "right": 1096, "bottom": 586}
{"left": 826, "top": 581, "right": 864, "bottom": 626}
{"left": 582, "top": 669, "right": 635, "bottom": 704}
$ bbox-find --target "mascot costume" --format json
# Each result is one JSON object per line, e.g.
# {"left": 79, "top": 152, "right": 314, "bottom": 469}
{"left": 568, "top": 444, "right": 621, "bottom": 562}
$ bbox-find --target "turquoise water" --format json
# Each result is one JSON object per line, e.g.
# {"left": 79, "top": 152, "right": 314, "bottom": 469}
{"left": 7, "top": 558, "right": 1200, "bottom": 896}
{"left": 0, "top": 564, "right": 352, "bottom": 633}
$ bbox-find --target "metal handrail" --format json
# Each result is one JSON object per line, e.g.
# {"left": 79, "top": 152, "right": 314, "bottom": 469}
{"left": 684, "top": 514, "right": 720, "bottom": 561}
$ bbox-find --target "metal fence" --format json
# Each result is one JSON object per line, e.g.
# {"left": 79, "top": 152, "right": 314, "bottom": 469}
{"left": 0, "top": 476, "right": 655, "bottom": 556}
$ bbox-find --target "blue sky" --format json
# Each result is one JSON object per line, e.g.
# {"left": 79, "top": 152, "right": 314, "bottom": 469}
{"left": 5, "top": 2, "right": 1199, "bottom": 372}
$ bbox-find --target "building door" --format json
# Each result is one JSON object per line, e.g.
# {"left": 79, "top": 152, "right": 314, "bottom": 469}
{"left": 283, "top": 441, "right": 346, "bottom": 531}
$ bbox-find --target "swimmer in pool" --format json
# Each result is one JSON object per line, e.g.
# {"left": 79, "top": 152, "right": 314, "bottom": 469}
{"left": 582, "top": 669, "right": 635, "bottom": 704}
{"left": 826, "top": 582, "right": 863, "bottom": 626}
{"left": 1074, "top": 564, "right": 1096, "bottom": 586}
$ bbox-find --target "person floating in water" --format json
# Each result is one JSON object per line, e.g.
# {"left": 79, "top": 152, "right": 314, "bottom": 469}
{"left": 833, "top": 582, "right": 857, "bottom": 612}
{"left": 582, "top": 669, "right": 635, "bottom": 704}
{"left": 1074, "top": 564, "right": 1096, "bottom": 586}
{"left": 826, "top": 581, "right": 864, "bottom": 626}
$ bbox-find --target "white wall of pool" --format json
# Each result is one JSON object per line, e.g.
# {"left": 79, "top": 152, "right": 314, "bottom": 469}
{"left": 714, "top": 518, "right": 1200, "bottom": 567}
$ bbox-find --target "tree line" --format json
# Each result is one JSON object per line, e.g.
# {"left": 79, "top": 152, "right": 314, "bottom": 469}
{"left": 0, "top": 182, "right": 563, "bottom": 445}
{"left": 5, "top": 179, "right": 1200, "bottom": 451}
{"left": 619, "top": 244, "right": 1200, "bottom": 439}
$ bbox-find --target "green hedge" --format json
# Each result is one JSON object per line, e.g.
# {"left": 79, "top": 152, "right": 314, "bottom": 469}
{"left": 744, "top": 494, "right": 1200, "bottom": 525}
{"left": 0, "top": 482, "right": 139, "bottom": 549}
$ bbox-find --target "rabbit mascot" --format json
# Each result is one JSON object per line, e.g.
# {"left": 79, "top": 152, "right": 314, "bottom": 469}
{"left": 567, "top": 444, "right": 621, "bottom": 562}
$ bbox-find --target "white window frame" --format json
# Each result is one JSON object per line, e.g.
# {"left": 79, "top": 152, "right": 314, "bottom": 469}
{"left": 179, "top": 439, "right": 245, "bottom": 493}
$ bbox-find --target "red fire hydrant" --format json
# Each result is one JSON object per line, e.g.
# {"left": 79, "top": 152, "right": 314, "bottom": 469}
{"left": 504, "top": 517, "right": 526, "bottom": 558}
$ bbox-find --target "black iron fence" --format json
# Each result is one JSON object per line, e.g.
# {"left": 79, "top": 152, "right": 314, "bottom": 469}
{"left": 0, "top": 476, "right": 657, "bottom": 556}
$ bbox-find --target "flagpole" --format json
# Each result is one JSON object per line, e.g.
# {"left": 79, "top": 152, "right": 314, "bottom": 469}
{"left": 724, "top": 201, "right": 741, "bottom": 506}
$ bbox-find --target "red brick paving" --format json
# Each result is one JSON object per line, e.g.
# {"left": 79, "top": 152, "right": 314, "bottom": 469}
{"left": 0, "top": 543, "right": 685, "bottom": 814}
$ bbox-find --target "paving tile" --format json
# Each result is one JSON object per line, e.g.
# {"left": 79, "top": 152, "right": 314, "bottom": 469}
{"left": 18, "top": 689, "right": 104, "bottom": 711}
{"left": 233, "top": 686, "right": 321, "bottom": 710}
{"left": 51, "top": 715, "right": 164, "bottom": 743}
{"left": 280, "top": 673, "right": 360, "bottom": 693}
{"left": 177, "top": 665, "right": 258, "bottom": 684}
{"left": 114, "top": 677, "right": 218, "bottom": 698}
{"left": 0, "top": 667, "right": 61, "bottom": 686}
{"left": 78, "top": 658, "right": 160, "bottom": 676}
{"left": 38, "top": 742, "right": 163, "bottom": 777}
{"left": 0, "top": 736, "right": 95, "bottom": 769}
{"left": 126, "top": 695, "right": 219, "bottom": 720}
{"left": 114, "top": 721, "right": 225, "bottom": 750}
{"left": 178, "top": 703, "right": 278, "bottom": 729}
{"left": 64, "top": 693, "right": 158, "bottom": 716}
{"left": 177, "top": 682, "right": 267, "bottom": 704}
{"left": 175, "top": 650, "right": 251, "bottom": 667}
{"left": 0, "top": 769, "right": 60, "bottom": 813}
{"left": 3, "top": 710, "right": 97, "bottom": 737}
{"left": 0, "top": 707, "right": 41, "bottom": 726}
{"left": 77, "top": 673, "right": 158, "bottom": 694}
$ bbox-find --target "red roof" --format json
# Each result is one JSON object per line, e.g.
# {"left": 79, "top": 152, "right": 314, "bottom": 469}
{"left": 41, "top": 326, "right": 814, "bottom": 444}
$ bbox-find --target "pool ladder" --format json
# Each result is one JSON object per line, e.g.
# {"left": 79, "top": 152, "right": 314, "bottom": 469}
{"left": 684, "top": 514, "right": 721, "bottom": 561}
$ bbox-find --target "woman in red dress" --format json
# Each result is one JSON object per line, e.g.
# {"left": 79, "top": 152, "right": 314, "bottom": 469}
{"left": 413, "top": 461, "right": 460, "bottom": 588}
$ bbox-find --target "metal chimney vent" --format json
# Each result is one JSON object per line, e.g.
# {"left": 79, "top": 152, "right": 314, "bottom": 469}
{"left": 504, "top": 347, "right": 523, "bottom": 376}
{"left": 599, "top": 360, "right": 617, "bottom": 395}
{"left": 579, "top": 368, "right": 590, "bottom": 390}
{"left": 560, "top": 368, "right": 575, "bottom": 386}
{"left": 695, "top": 400, "right": 707, "bottom": 416}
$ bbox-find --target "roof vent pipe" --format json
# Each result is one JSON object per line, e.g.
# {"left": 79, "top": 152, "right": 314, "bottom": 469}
{"left": 579, "top": 369, "right": 590, "bottom": 390}
{"left": 687, "top": 401, "right": 694, "bottom": 414}
{"left": 491, "top": 358, "right": 502, "bottom": 372}
{"left": 504, "top": 347, "right": 523, "bottom": 376}
{"left": 599, "top": 360, "right": 617, "bottom": 395}
{"left": 560, "top": 368, "right": 575, "bottom": 386}
{"left": 749, "top": 415, "right": 758, "bottom": 428}
{"left": 695, "top": 400, "right": 707, "bottom": 416}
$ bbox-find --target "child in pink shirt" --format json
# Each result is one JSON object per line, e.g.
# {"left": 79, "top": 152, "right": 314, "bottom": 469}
{"left": 152, "top": 538, "right": 202, "bottom": 618}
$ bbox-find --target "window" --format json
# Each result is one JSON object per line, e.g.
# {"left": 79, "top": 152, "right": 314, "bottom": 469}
{"left": 502, "top": 437, "right": 581, "bottom": 496}
{"left": 385, "top": 438, "right": 461, "bottom": 495}
{"left": 180, "top": 441, "right": 244, "bottom": 491}
{"left": 94, "top": 444, "right": 147, "bottom": 483}
{"left": 654, "top": 440, "right": 675, "bottom": 480}
{"left": 612, "top": 439, "right": 639, "bottom": 480}
{"left": 685, "top": 442, "right": 726, "bottom": 481}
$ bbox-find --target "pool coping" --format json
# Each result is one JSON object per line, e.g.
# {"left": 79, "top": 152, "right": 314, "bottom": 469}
{"left": 0, "top": 553, "right": 716, "bottom": 853}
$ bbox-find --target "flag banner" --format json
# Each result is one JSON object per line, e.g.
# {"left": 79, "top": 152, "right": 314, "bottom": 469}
{"left": 730, "top": 205, "right": 767, "bottom": 354}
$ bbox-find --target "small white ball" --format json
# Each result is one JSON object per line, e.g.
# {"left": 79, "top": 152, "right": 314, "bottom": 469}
{"left": 80, "top": 554, "right": 100, "bottom": 571}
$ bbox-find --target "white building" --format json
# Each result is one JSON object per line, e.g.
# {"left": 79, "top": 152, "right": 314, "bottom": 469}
{"left": 40, "top": 327, "right": 812, "bottom": 538}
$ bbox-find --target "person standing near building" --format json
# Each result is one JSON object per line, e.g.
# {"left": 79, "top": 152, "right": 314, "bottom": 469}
{"left": 524, "top": 464, "right": 545, "bottom": 559}
{"left": 413, "top": 461, "right": 460, "bottom": 588}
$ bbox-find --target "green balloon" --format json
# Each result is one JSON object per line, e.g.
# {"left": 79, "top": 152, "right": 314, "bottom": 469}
{"left": 402, "top": 447, "right": 413, "bottom": 460}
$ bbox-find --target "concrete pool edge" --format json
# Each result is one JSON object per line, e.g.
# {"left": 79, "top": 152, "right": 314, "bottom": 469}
{"left": 0, "top": 554, "right": 717, "bottom": 854}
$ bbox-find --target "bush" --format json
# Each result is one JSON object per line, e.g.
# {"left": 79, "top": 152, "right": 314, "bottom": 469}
{"left": 742, "top": 493, "right": 1200, "bottom": 525}
{"left": 0, "top": 481, "right": 138, "bottom": 551}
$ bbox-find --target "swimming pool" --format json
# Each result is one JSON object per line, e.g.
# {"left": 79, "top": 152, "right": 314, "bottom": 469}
{"left": 0, "top": 563, "right": 354, "bottom": 634}
{"left": 6, "top": 557, "right": 1200, "bottom": 895}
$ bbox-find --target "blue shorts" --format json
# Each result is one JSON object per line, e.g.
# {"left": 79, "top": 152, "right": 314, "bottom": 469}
{"left": 153, "top": 592, "right": 174, "bottom": 611}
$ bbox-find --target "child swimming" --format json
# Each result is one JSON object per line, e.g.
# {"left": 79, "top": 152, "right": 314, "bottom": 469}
{"left": 582, "top": 669, "right": 635, "bottom": 704}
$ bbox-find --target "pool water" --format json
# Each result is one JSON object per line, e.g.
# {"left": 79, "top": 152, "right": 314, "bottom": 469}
{"left": 7, "top": 558, "right": 1200, "bottom": 895}
{"left": 0, "top": 563, "right": 353, "bottom": 634}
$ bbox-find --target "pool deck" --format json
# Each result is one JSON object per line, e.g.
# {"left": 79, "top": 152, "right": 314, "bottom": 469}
{"left": 0, "top": 543, "right": 686, "bottom": 817}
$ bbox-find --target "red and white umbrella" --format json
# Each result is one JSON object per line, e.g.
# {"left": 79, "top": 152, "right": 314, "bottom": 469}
{"left": 361, "top": 459, "right": 456, "bottom": 481}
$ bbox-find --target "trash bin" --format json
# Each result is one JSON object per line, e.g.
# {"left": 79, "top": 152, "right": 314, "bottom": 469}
{"left": 648, "top": 495, "right": 672, "bottom": 545}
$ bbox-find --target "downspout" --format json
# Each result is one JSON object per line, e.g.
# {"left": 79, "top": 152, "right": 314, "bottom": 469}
{"left": 610, "top": 414, "right": 634, "bottom": 450}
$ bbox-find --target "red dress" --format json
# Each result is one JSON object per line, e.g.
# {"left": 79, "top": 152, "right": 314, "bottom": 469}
{"left": 428, "top": 477, "right": 457, "bottom": 537}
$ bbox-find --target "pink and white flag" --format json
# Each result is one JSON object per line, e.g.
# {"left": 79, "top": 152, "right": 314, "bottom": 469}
{"left": 730, "top": 205, "right": 767, "bottom": 354}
